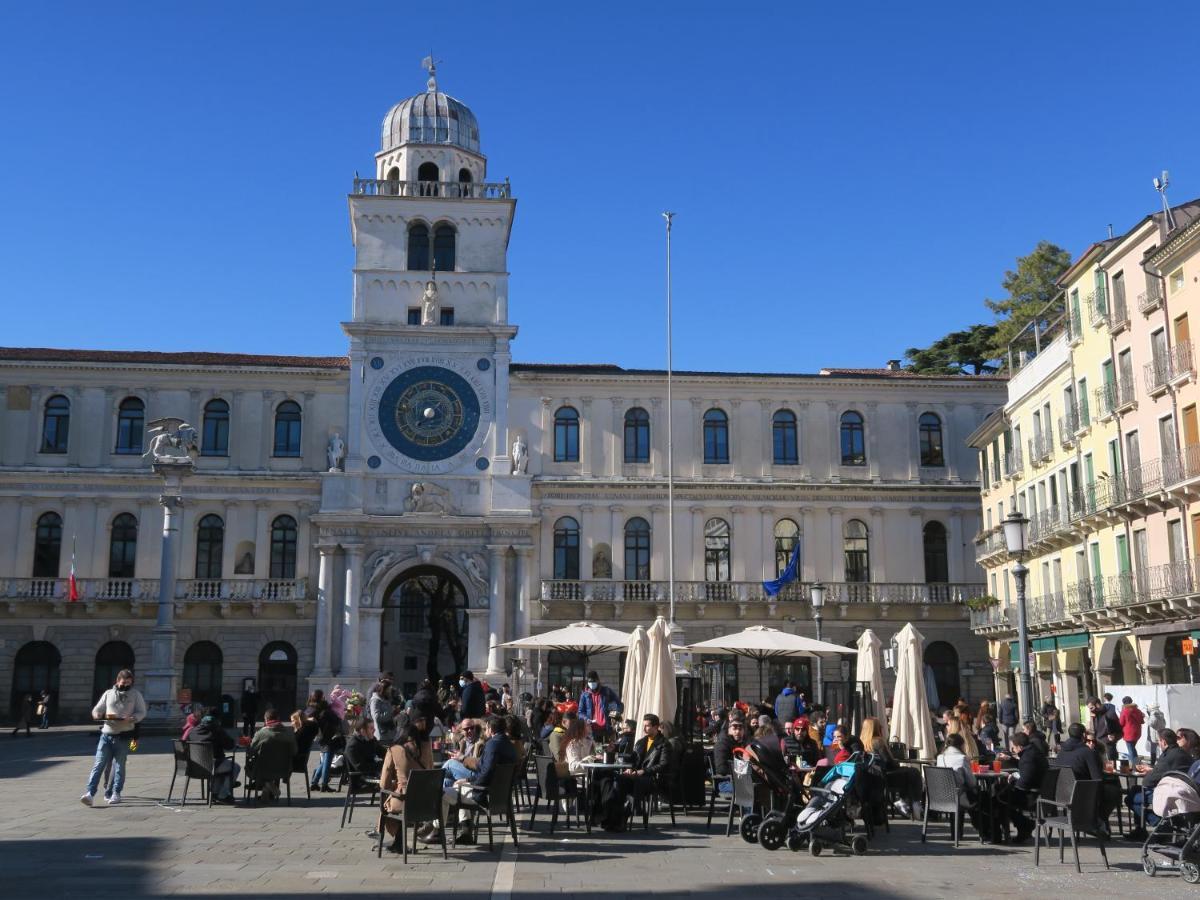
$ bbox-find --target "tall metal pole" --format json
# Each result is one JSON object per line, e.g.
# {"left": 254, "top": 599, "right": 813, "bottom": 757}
{"left": 1013, "top": 560, "right": 1034, "bottom": 722}
{"left": 663, "top": 211, "right": 677, "bottom": 631}
{"left": 813, "top": 614, "right": 823, "bottom": 705}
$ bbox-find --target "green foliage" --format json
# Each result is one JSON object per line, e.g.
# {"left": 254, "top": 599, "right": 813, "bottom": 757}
{"left": 965, "top": 595, "right": 1000, "bottom": 610}
{"left": 904, "top": 323, "right": 1000, "bottom": 375}
{"left": 983, "top": 240, "right": 1072, "bottom": 355}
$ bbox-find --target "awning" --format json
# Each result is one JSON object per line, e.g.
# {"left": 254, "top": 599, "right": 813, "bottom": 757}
{"left": 1129, "top": 620, "right": 1200, "bottom": 638}
{"left": 1009, "top": 633, "right": 1090, "bottom": 664}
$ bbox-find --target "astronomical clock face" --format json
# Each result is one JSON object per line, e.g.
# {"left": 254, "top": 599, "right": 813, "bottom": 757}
{"left": 366, "top": 359, "right": 492, "bottom": 474}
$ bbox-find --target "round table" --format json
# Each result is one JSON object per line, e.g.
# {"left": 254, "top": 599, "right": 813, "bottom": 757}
{"left": 580, "top": 761, "right": 626, "bottom": 833}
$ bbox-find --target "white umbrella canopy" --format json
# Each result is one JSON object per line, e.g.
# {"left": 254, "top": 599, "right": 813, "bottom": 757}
{"left": 620, "top": 625, "right": 649, "bottom": 723}
{"left": 888, "top": 622, "right": 936, "bottom": 759}
{"left": 856, "top": 629, "right": 888, "bottom": 736}
{"left": 637, "top": 616, "right": 677, "bottom": 729}
{"left": 686, "top": 625, "right": 856, "bottom": 700}
{"left": 501, "top": 621, "right": 633, "bottom": 674}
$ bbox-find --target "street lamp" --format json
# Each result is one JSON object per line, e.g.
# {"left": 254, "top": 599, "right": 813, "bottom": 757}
{"left": 810, "top": 581, "right": 826, "bottom": 704}
{"left": 1002, "top": 509, "right": 1034, "bottom": 722}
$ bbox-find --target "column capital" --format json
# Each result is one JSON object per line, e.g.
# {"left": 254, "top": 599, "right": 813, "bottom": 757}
{"left": 513, "top": 544, "right": 535, "bottom": 557}
{"left": 689, "top": 505, "right": 705, "bottom": 515}
{"left": 649, "top": 504, "right": 666, "bottom": 513}
{"left": 261, "top": 390, "right": 276, "bottom": 402}
{"left": 486, "top": 543, "right": 509, "bottom": 557}
{"left": 342, "top": 541, "right": 364, "bottom": 556}
{"left": 828, "top": 506, "right": 844, "bottom": 515}
{"left": 540, "top": 396, "right": 552, "bottom": 408}
{"left": 730, "top": 506, "right": 746, "bottom": 514}
{"left": 581, "top": 396, "right": 593, "bottom": 409}
{"left": 316, "top": 542, "right": 339, "bottom": 556}
{"left": 609, "top": 505, "right": 625, "bottom": 514}
{"left": 759, "top": 506, "right": 775, "bottom": 514}
{"left": 690, "top": 397, "right": 702, "bottom": 408}
{"left": 909, "top": 507, "right": 924, "bottom": 517}
{"left": 869, "top": 506, "right": 885, "bottom": 517}
{"left": 580, "top": 503, "right": 594, "bottom": 513}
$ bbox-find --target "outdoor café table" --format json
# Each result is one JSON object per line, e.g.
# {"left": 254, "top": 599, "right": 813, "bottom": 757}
{"left": 1114, "top": 769, "right": 1145, "bottom": 834}
{"left": 972, "top": 770, "right": 1011, "bottom": 844}
{"left": 580, "top": 761, "right": 625, "bottom": 833}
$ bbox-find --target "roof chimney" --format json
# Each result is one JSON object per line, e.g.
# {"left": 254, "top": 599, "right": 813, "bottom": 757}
{"left": 886, "top": 359, "right": 902, "bottom": 371}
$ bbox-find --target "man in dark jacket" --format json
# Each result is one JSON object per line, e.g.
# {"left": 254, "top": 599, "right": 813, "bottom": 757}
{"left": 459, "top": 671, "right": 485, "bottom": 719}
{"left": 1006, "top": 732, "right": 1047, "bottom": 842}
{"left": 248, "top": 707, "right": 297, "bottom": 802}
{"left": 578, "top": 671, "right": 621, "bottom": 740}
{"left": 619, "top": 713, "right": 675, "bottom": 804}
{"left": 447, "top": 715, "right": 516, "bottom": 843}
{"left": 774, "top": 683, "right": 799, "bottom": 723}
{"left": 1126, "top": 728, "right": 1192, "bottom": 838}
{"left": 409, "top": 679, "right": 442, "bottom": 728}
{"left": 712, "top": 712, "right": 748, "bottom": 778}
{"left": 188, "top": 709, "right": 239, "bottom": 802}
{"left": 997, "top": 695, "right": 1019, "bottom": 745}
{"left": 1053, "top": 723, "right": 1102, "bottom": 781}
{"left": 1088, "top": 696, "right": 1122, "bottom": 763}
{"left": 1022, "top": 720, "right": 1049, "bottom": 757}
{"left": 240, "top": 680, "right": 260, "bottom": 737}
{"left": 344, "top": 717, "right": 386, "bottom": 780}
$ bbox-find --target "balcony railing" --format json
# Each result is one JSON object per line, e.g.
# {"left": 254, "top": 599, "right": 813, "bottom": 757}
{"left": 351, "top": 178, "right": 512, "bottom": 199}
{"left": 1065, "top": 579, "right": 1095, "bottom": 614}
{"left": 1067, "top": 307, "right": 1084, "bottom": 344}
{"left": 1029, "top": 504, "right": 1067, "bottom": 544}
{"left": 1138, "top": 282, "right": 1164, "bottom": 314}
{"left": 1087, "top": 291, "right": 1109, "bottom": 328}
{"left": 1058, "top": 411, "right": 1078, "bottom": 448}
{"left": 1094, "top": 384, "right": 1117, "bottom": 421}
{"left": 969, "top": 603, "right": 1010, "bottom": 630}
{"left": 0, "top": 577, "right": 306, "bottom": 603}
{"left": 1145, "top": 341, "right": 1194, "bottom": 395}
{"left": 1028, "top": 592, "right": 1068, "bottom": 625}
{"left": 975, "top": 528, "right": 1006, "bottom": 562}
{"left": 1109, "top": 292, "right": 1130, "bottom": 333}
{"left": 1003, "top": 446, "right": 1024, "bottom": 478}
{"left": 1122, "top": 455, "right": 1166, "bottom": 502}
{"left": 540, "top": 579, "right": 983, "bottom": 606}
{"left": 1028, "top": 427, "right": 1054, "bottom": 465}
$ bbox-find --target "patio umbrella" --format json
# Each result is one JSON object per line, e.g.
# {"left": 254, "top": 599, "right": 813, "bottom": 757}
{"left": 855, "top": 629, "right": 888, "bottom": 735}
{"left": 686, "top": 625, "right": 856, "bottom": 702}
{"left": 500, "top": 620, "right": 632, "bottom": 678}
{"left": 620, "top": 625, "right": 649, "bottom": 723}
{"left": 888, "top": 623, "right": 936, "bottom": 760}
{"left": 638, "top": 616, "right": 677, "bottom": 729}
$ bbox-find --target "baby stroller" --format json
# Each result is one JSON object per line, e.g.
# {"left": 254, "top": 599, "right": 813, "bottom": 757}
{"left": 1142, "top": 772, "right": 1200, "bottom": 883}
{"left": 733, "top": 738, "right": 807, "bottom": 850}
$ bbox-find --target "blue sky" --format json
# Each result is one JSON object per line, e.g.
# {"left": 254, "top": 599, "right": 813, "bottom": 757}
{"left": 3, "top": 3, "right": 1197, "bottom": 373}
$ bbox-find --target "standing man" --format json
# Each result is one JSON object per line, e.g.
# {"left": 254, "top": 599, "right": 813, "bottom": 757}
{"left": 1088, "top": 696, "right": 1121, "bottom": 764}
{"left": 578, "top": 671, "right": 620, "bottom": 741}
{"left": 997, "top": 694, "right": 1019, "bottom": 747}
{"left": 240, "top": 679, "right": 261, "bottom": 738}
{"left": 774, "top": 681, "right": 799, "bottom": 724}
{"left": 81, "top": 669, "right": 146, "bottom": 806}
{"left": 459, "top": 671, "right": 485, "bottom": 720}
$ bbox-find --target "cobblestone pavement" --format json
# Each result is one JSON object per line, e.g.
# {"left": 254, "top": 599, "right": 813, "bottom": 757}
{"left": 0, "top": 728, "right": 1194, "bottom": 898}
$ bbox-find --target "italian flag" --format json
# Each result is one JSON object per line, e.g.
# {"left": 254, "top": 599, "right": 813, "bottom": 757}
{"left": 68, "top": 536, "right": 79, "bottom": 602}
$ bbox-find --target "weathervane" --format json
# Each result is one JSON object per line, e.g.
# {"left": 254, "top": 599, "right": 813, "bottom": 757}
{"left": 422, "top": 52, "right": 441, "bottom": 92}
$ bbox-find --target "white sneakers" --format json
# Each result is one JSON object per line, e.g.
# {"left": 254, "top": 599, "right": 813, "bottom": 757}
{"left": 80, "top": 792, "right": 93, "bottom": 806}
{"left": 108, "top": 793, "right": 121, "bottom": 805}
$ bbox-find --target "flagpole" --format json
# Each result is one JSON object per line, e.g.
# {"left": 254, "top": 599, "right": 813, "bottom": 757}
{"left": 663, "top": 212, "right": 676, "bottom": 634}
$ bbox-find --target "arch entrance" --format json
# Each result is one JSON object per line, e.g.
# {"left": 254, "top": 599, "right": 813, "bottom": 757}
{"left": 381, "top": 566, "right": 470, "bottom": 693}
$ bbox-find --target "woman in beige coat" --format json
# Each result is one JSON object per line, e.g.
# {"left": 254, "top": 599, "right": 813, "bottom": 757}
{"left": 378, "top": 720, "right": 433, "bottom": 850}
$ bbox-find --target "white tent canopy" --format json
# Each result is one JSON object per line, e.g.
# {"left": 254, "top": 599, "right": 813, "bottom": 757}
{"left": 856, "top": 629, "right": 888, "bottom": 736}
{"left": 888, "top": 622, "right": 936, "bottom": 760}
{"left": 621, "top": 625, "right": 649, "bottom": 722}
{"left": 501, "top": 621, "right": 633, "bottom": 673}
{"left": 637, "top": 616, "right": 677, "bottom": 729}
{"left": 686, "top": 625, "right": 856, "bottom": 700}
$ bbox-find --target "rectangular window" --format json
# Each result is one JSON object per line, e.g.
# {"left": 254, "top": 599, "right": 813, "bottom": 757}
{"left": 1134, "top": 529, "right": 1149, "bottom": 595}
{"left": 1169, "top": 519, "right": 1185, "bottom": 564}
{"left": 407, "top": 308, "right": 421, "bottom": 325}
{"left": 440, "top": 308, "right": 455, "bottom": 326}
{"left": 1171, "top": 267, "right": 1185, "bottom": 294}
{"left": 1078, "top": 378, "right": 1090, "bottom": 426}
{"left": 1115, "top": 534, "right": 1131, "bottom": 575}
{"left": 1160, "top": 414, "right": 1178, "bottom": 458}
{"left": 1113, "top": 271, "right": 1126, "bottom": 311}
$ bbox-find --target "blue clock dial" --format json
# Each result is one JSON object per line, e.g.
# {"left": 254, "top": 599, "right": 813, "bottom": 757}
{"left": 378, "top": 366, "right": 481, "bottom": 462}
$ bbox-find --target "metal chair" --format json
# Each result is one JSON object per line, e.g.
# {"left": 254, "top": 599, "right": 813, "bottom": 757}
{"left": 726, "top": 764, "right": 764, "bottom": 837}
{"left": 1037, "top": 767, "right": 1075, "bottom": 824}
{"left": 244, "top": 740, "right": 296, "bottom": 805}
{"left": 340, "top": 754, "right": 380, "bottom": 828}
{"left": 290, "top": 746, "right": 312, "bottom": 801}
{"left": 182, "top": 742, "right": 217, "bottom": 808}
{"left": 528, "top": 755, "right": 581, "bottom": 833}
{"left": 446, "top": 763, "right": 519, "bottom": 852}
{"left": 1035, "top": 779, "right": 1109, "bottom": 874}
{"left": 377, "top": 767, "right": 447, "bottom": 863}
{"left": 705, "top": 753, "right": 733, "bottom": 831}
{"left": 921, "top": 765, "right": 979, "bottom": 847}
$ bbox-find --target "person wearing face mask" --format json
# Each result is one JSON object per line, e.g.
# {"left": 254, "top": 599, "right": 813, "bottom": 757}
{"left": 459, "top": 670, "right": 485, "bottom": 719}
{"left": 578, "top": 671, "right": 621, "bottom": 742}
{"left": 81, "top": 669, "right": 146, "bottom": 806}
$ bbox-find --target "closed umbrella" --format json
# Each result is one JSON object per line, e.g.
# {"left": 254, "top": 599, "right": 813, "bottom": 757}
{"left": 855, "top": 629, "right": 888, "bottom": 736}
{"left": 621, "top": 625, "right": 649, "bottom": 724}
{"left": 888, "top": 623, "right": 936, "bottom": 760}
{"left": 637, "top": 617, "right": 677, "bottom": 729}
{"left": 686, "top": 625, "right": 856, "bottom": 701}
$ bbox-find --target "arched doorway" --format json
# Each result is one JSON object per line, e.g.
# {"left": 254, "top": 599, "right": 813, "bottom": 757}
{"left": 11, "top": 641, "right": 61, "bottom": 720}
{"left": 182, "top": 641, "right": 223, "bottom": 710}
{"left": 1111, "top": 637, "right": 1138, "bottom": 685}
{"left": 258, "top": 641, "right": 297, "bottom": 715}
{"left": 92, "top": 641, "right": 135, "bottom": 704}
{"left": 381, "top": 566, "right": 469, "bottom": 694}
{"left": 924, "top": 640, "right": 961, "bottom": 708}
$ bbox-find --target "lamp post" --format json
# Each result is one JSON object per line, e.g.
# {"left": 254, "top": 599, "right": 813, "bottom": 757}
{"left": 1002, "top": 509, "right": 1033, "bottom": 721}
{"left": 810, "top": 581, "right": 826, "bottom": 703}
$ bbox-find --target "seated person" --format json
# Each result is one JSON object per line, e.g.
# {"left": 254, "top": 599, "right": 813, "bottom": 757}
{"left": 1004, "top": 732, "right": 1047, "bottom": 843}
{"left": 290, "top": 709, "right": 319, "bottom": 772}
{"left": 446, "top": 715, "right": 517, "bottom": 844}
{"left": 547, "top": 711, "right": 576, "bottom": 763}
{"left": 187, "top": 707, "right": 239, "bottom": 803}
{"left": 564, "top": 718, "right": 596, "bottom": 776}
{"left": 1126, "top": 728, "right": 1192, "bottom": 839}
{"left": 615, "top": 718, "right": 637, "bottom": 759}
{"left": 442, "top": 719, "right": 484, "bottom": 785}
{"left": 181, "top": 709, "right": 201, "bottom": 742}
{"left": 618, "top": 713, "right": 675, "bottom": 806}
{"left": 977, "top": 713, "right": 1000, "bottom": 754}
{"left": 834, "top": 731, "right": 863, "bottom": 764}
{"left": 794, "top": 719, "right": 821, "bottom": 768}
{"left": 344, "top": 716, "right": 387, "bottom": 780}
{"left": 249, "top": 707, "right": 298, "bottom": 802}
{"left": 935, "top": 732, "right": 977, "bottom": 807}
{"left": 712, "top": 711, "right": 747, "bottom": 794}
{"left": 781, "top": 719, "right": 802, "bottom": 760}
{"left": 1053, "top": 722, "right": 1103, "bottom": 781}
{"left": 379, "top": 719, "right": 433, "bottom": 853}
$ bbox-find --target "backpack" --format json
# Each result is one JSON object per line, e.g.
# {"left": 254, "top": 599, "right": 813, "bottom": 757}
{"left": 595, "top": 777, "right": 627, "bottom": 832}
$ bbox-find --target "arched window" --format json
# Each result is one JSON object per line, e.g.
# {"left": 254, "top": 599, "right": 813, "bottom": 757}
{"left": 919, "top": 412, "right": 945, "bottom": 467}
{"left": 33, "top": 512, "right": 62, "bottom": 578}
{"left": 774, "top": 518, "right": 800, "bottom": 578}
{"left": 114, "top": 397, "right": 145, "bottom": 454}
{"left": 108, "top": 513, "right": 138, "bottom": 579}
{"left": 273, "top": 400, "right": 302, "bottom": 457}
{"left": 407, "top": 222, "right": 430, "bottom": 270}
{"left": 182, "top": 641, "right": 223, "bottom": 710}
{"left": 624, "top": 517, "right": 651, "bottom": 581}
{"left": 11, "top": 641, "right": 60, "bottom": 720}
{"left": 704, "top": 517, "right": 731, "bottom": 582}
{"left": 554, "top": 406, "right": 579, "bottom": 462}
{"left": 386, "top": 166, "right": 400, "bottom": 182}
{"left": 923, "top": 521, "right": 949, "bottom": 583}
{"left": 417, "top": 161, "right": 440, "bottom": 196}
{"left": 773, "top": 409, "right": 798, "bottom": 465}
{"left": 840, "top": 411, "right": 865, "bottom": 466}
{"left": 195, "top": 514, "right": 224, "bottom": 579}
{"left": 269, "top": 515, "right": 297, "bottom": 579}
{"left": 553, "top": 517, "right": 580, "bottom": 580}
{"left": 924, "top": 641, "right": 961, "bottom": 708}
{"left": 258, "top": 641, "right": 298, "bottom": 716}
{"left": 202, "top": 399, "right": 230, "bottom": 457}
{"left": 843, "top": 519, "right": 870, "bottom": 582}
{"left": 457, "top": 167, "right": 473, "bottom": 197}
{"left": 703, "top": 409, "right": 730, "bottom": 464}
{"left": 624, "top": 407, "right": 650, "bottom": 463}
{"left": 433, "top": 224, "right": 456, "bottom": 271}
{"left": 92, "top": 641, "right": 135, "bottom": 704}
{"left": 41, "top": 394, "right": 70, "bottom": 454}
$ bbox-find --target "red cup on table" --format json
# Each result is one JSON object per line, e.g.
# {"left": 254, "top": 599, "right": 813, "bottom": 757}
{"left": 992, "top": 760, "right": 1003, "bottom": 773}
{"left": 238, "top": 735, "right": 251, "bottom": 747}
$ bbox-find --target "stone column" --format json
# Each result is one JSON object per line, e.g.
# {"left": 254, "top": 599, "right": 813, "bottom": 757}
{"left": 259, "top": 391, "right": 277, "bottom": 468}
{"left": 312, "top": 544, "right": 336, "bottom": 677}
{"left": 486, "top": 544, "right": 509, "bottom": 678}
{"left": 691, "top": 506, "right": 705, "bottom": 580}
{"left": 729, "top": 399, "right": 742, "bottom": 477}
{"left": 145, "top": 467, "right": 188, "bottom": 729}
{"left": 942, "top": 404, "right": 958, "bottom": 480}
{"left": 906, "top": 401, "right": 920, "bottom": 482}
{"left": 797, "top": 400, "right": 811, "bottom": 481}
{"left": 869, "top": 507, "right": 885, "bottom": 581}
{"left": 948, "top": 508, "right": 965, "bottom": 583}
{"left": 609, "top": 506, "right": 625, "bottom": 580}
{"left": 538, "top": 398, "right": 552, "bottom": 473}
{"left": 302, "top": 390, "right": 318, "bottom": 469}
{"left": 15, "top": 499, "right": 34, "bottom": 577}
{"left": 827, "top": 401, "right": 841, "bottom": 481}
{"left": 492, "top": 345, "right": 511, "bottom": 468}
{"left": 579, "top": 504, "right": 594, "bottom": 580}
{"left": 800, "top": 507, "right": 815, "bottom": 582}
{"left": 100, "top": 389, "right": 117, "bottom": 466}
{"left": 690, "top": 398, "right": 703, "bottom": 476}
{"left": 345, "top": 346, "right": 367, "bottom": 474}
{"left": 26, "top": 386, "right": 43, "bottom": 462}
{"left": 61, "top": 498, "right": 79, "bottom": 578}
{"left": 515, "top": 545, "right": 534, "bottom": 640}
{"left": 610, "top": 397, "right": 624, "bottom": 475}
{"left": 580, "top": 397, "right": 593, "bottom": 477}
{"left": 466, "top": 608, "right": 491, "bottom": 674}
{"left": 340, "top": 543, "right": 363, "bottom": 677}
{"left": 650, "top": 504, "right": 666, "bottom": 583}
{"left": 91, "top": 501, "right": 111, "bottom": 576}
{"left": 866, "top": 401, "right": 881, "bottom": 480}
{"left": 909, "top": 508, "right": 925, "bottom": 581}
{"left": 731, "top": 506, "right": 747, "bottom": 581}
{"left": 760, "top": 507, "right": 774, "bottom": 581}
{"left": 828, "top": 506, "right": 845, "bottom": 583}
{"left": 358, "top": 606, "right": 383, "bottom": 685}
{"left": 253, "top": 500, "right": 271, "bottom": 578}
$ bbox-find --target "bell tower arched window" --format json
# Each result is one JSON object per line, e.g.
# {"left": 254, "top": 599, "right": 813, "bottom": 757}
{"left": 457, "top": 167, "right": 473, "bottom": 197}
{"left": 407, "top": 223, "right": 430, "bottom": 271}
{"left": 433, "top": 224, "right": 456, "bottom": 271}
{"left": 417, "top": 162, "right": 439, "bottom": 196}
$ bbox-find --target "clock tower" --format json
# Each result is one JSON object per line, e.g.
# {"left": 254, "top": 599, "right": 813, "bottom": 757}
{"left": 317, "top": 61, "right": 533, "bottom": 687}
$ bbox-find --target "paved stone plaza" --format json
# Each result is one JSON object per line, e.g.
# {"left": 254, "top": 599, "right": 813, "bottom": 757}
{"left": 0, "top": 728, "right": 1193, "bottom": 898}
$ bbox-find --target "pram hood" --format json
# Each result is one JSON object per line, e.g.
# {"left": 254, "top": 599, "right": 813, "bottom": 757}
{"left": 1152, "top": 772, "right": 1200, "bottom": 818}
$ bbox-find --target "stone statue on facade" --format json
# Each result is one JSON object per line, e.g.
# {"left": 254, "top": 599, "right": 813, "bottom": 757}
{"left": 420, "top": 280, "right": 440, "bottom": 326}
{"left": 366, "top": 549, "right": 400, "bottom": 592}
{"left": 593, "top": 546, "right": 612, "bottom": 579}
{"left": 327, "top": 431, "right": 346, "bottom": 472}
{"left": 510, "top": 433, "right": 529, "bottom": 475}
{"left": 143, "top": 418, "right": 199, "bottom": 464}
{"left": 458, "top": 551, "right": 489, "bottom": 588}
{"left": 403, "top": 481, "right": 453, "bottom": 515}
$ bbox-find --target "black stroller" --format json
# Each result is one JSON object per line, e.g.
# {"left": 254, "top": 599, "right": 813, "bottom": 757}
{"left": 1142, "top": 771, "right": 1200, "bottom": 883}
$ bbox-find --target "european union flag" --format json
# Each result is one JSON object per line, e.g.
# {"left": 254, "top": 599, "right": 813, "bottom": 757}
{"left": 762, "top": 543, "right": 800, "bottom": 597}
